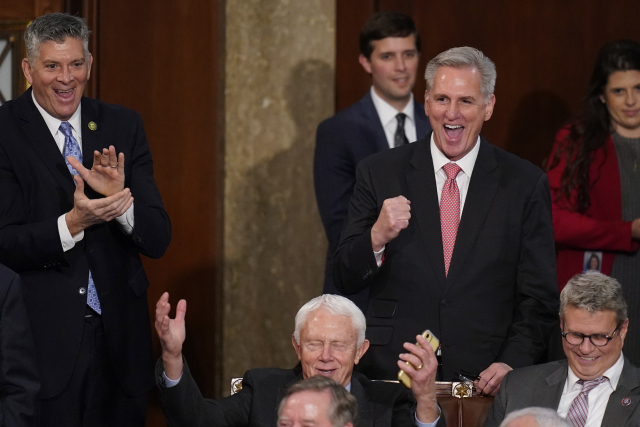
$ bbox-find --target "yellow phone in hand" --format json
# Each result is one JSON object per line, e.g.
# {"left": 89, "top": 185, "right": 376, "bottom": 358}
{"left": 398, "top": 330, "right": 439, "bottom": 388}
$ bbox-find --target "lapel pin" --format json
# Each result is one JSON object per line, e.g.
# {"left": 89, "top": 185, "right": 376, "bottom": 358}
{"left": 88, "top": 121, "right": 97, "bottom": 131}
{"left": 622, "top": 397, "right": 631, "bottom": 406}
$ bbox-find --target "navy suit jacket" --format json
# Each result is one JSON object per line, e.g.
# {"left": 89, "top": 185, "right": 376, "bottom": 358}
{"left": 0, "top": 89, "right": 171, "bottom": 398}
{"left": 155, "top": 359, "right": 444, "bottom": 427}
{"left": 314, "top": 91, "right": 431, "bottom": 309}
{"left": 333, "top": 136, "right": 559, "bottom": 380}
{"left": 484, "top": 358, "right": 640, "bottom": 426}
{"left": 0, "top": 264, "right": 40, "bottom": 426}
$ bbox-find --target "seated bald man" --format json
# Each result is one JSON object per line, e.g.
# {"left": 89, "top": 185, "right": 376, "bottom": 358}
{"left": 155, "top": 293, "right": 445, "bottom": 427}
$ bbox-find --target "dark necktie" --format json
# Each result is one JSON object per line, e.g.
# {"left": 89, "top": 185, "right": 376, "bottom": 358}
{"left": 59, "top": 122, "right": 102, "bottom": 314}
{"left": 394, "top": 113, "right": 409, "bottom": 147}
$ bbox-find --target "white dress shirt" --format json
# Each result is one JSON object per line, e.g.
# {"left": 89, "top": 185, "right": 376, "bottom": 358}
{"left": 375, "top": 134, "right": 481, "bottom": 265}
{"left": 31, "top": 91, "right": 134, "bottom": 252}
{"left": 556, "top": 353, "right": 624, "bottom": 427}
{"left": 370, "top": 87, "right": 417, "bottom": 148}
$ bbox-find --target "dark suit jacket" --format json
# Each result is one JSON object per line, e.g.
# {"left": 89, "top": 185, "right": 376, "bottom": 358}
{"left": 333, "top": 136, "right": 559, "bottom": 380}
{"left": 0, "top": 264, "right": 40, "bottom": 426}
{"left": 314, "top": 91, "right": 431, "bottom": 309}
{"left": 0, "top": 89, "right": 171, "bottom": 398}
{"left": 155, "top": 359, "right": 444, "bottom": 427}
{"left": 484, "top": 358, "right": 640, "bottom": 426}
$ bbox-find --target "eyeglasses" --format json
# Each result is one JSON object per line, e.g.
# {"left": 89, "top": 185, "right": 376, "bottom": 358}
{"left": 561, "top": 326, "right": 620, "bottom": 347}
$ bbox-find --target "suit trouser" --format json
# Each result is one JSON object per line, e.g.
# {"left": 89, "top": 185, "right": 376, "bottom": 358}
{"left": 39, "top": 308, "right": 147, "bottom": 427}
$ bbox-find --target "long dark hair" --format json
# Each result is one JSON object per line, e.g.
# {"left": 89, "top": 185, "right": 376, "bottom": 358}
{"left": 545, "top": 40, "right": 640, "bottom": 213}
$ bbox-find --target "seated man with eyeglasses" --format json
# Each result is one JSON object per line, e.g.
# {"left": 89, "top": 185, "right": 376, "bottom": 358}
{"left": 484, "top": 272, "right": 640, "bottom": 426}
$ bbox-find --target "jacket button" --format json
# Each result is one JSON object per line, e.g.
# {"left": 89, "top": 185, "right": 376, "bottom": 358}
{"left": 440, "top": 299, "right": 448, "bottom": 307}
{"left": 79, "top": 287, "right": 87, "bottom": 295}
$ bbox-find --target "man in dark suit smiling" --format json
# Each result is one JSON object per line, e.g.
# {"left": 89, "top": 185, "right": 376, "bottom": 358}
{"left": 0, "top": 13, "right": 171, "bottom": 426}
{"left": 333, "top": 47, "right": 558, "bottom": 395}
{"left": 314, "top": 12, "right": 431, "bottom": 311}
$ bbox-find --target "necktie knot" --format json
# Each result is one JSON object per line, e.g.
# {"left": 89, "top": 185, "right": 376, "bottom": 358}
{"left": 396, "top": 113, "right": 406, "bottom": 126}
{"left": 578, "top": 376, "right": 608, "bottom": 394}
{"left": 443, "top": 162, "right": 462, "bottom": 180}
{"left": 59, "top": 121, "right": 73, "bottom": 138}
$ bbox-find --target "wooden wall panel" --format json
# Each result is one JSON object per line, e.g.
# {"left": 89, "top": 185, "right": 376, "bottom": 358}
{"left": 97, "top": 1, "right": 224, "bottom": 425}
{"left": 338, "top": 0, "right": 640, "bottom": 167}
{"left": 0, "top": 0, "right": 36, "bottom": 20}
{"left": 335, "top": 0, "right": 375, "bottom": 110}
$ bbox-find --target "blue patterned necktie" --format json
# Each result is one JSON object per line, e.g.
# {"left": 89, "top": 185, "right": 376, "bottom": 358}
{"left": 59, "top": 122, "right": 102, "bottom": 314}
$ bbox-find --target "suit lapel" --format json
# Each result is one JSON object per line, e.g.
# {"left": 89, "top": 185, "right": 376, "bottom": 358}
{"left": 16, "top": 89, "right": 76, "bottom": 199}
{"left": 350, "top": 374, "right": 373, "bottom": 427}
{"left": 406, "top": 138, "right": 447, "bottom": 290}
{"left": 80, "top": 97, "right": 102, "bottom": 170}
{"left": 445, "top": 138, "right": 499, "bottom": 290}
{"left": 360, "top": 92, "right": 389, "bottom": 152}
{"left": 602, "top": 358, "right": 640, "bottom": 426}
{"left": 534, "top": 362, "right": 567, "bottom": 408}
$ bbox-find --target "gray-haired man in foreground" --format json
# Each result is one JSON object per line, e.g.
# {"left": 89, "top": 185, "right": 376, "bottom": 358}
{"left": 277, "top": 376, "right": 358, "bottom": 427}
{"left": 484, "top": 272, "right": 640, "bottom": 426}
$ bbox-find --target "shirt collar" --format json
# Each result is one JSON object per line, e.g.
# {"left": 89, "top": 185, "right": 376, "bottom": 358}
{"left": 31, "top": 90, "right": 82, "bottom": 139}
{"left": 567, "top": 352, "right": 624, "bottom": 391}
{"left": 370, "top": 86, "right": 414, "bottom": 127}
{"left": 430, "top": 133, "right": 481, "bottom": 177}
{"left": 345, "top": 381, "right": 351, "bottom": 392}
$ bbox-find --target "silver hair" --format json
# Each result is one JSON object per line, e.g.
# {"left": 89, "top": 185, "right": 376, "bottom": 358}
{"left": 294, "top": 294, "right": 366, "bottom": 348}
{"left": 560, "top": 272, "right": 628, "bottom": 325}
{"left": 424, "top": 46, "right": 496, "bottom": 103}
{"left": 24, "top": 13, "right": 91, "bottom": 66}
{"left": 500, "top": 407, "right": 570, "bottom": 427}
{"left": 278, "top": 376, "right": 358, "bottom": 427}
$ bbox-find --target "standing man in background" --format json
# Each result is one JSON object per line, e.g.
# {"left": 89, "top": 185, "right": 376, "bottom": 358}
{"left": 314, "top": 11, "right": 431, "bottom": 311}
{"left": 0, "top": 13, "right": 171, "bottom": 426}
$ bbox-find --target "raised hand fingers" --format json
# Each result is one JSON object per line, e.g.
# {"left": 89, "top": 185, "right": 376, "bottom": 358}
{"left": 94, "top": 146, "right": 119, "bottom": 168}
{"left": 117, "top": 152, "right": 125, "bottom": 175}
{"left": 175, "top": 299, "right": 187, "bottom": 322}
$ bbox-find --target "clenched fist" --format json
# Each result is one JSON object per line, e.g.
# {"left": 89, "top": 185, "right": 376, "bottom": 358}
{"left": 371, "top": 195, "right": 411, "bottom": 251}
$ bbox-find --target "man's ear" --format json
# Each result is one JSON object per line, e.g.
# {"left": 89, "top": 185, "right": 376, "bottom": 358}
{"left": 354, "top": 339, "right": 370, "bottom": 365}
{"left": 359, "top": 54, "right": 372, "bottom": 74}
{"left": 86, "top": 53, "right": 93, "bottom": 80}
{"left": 292, "top": 335, "right": 302, "bottom": 361}
{"left": 22, "top": 58, "right": 34, "bottom": 85}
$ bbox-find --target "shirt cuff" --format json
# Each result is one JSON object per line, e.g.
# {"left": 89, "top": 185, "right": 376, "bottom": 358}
{"left": 58, "top": 214, "right": 84, "bottom": 252}
{"left": 414, "top": 408, "right": 441, "bottom": 427}
{"left": 114, "top": 203, "right": 134, "bottom": 235}
{"left": 374, "top": 245, "right": 385, "bottom": 267}
{"left": 162, "top": 371, "right": 183, "bottom": 388}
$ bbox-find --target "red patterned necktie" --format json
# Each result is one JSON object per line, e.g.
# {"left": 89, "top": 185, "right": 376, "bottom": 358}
{"left": 566, "top": 376, "right": 609, "bottom": 427}
{"left": 440, "top": 163, "right": 462, "bottom": 276}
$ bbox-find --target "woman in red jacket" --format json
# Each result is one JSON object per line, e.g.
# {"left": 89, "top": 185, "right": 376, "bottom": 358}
{"left": 546, "top": 39, "right": 640, "bottom": 363}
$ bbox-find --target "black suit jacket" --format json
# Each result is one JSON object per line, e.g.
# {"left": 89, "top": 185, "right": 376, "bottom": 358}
{"left": 333, "top": 136, "right": 559, "bottom": 380}
{"left": 314, "top": 92, "right": 431, "bottom": 309}
{"left": 0, "top": 89, "right": 171, "bottom": 398}
{"left": 155, "top": 359, "right": 444, "bottom": 427}
{"left": 0, "top": 264, "right": 40, "bottom": 426}
{"left": 484, "top": 358, "right": 640, "bottom": 426}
